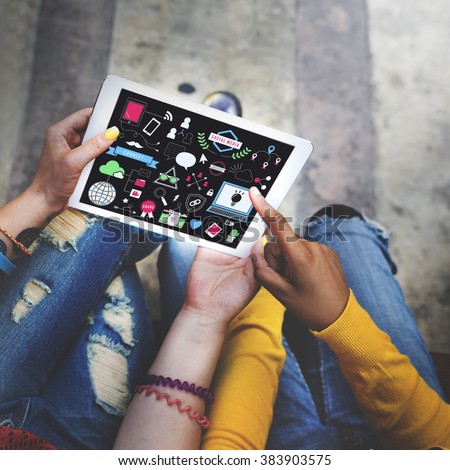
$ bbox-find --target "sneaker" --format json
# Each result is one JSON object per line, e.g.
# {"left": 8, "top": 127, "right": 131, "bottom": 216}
{"left": 311, "top": 204, "right": 364, "bottom": 221}
{"left": 202, "top": 91, "right": 242, "bottom": 117}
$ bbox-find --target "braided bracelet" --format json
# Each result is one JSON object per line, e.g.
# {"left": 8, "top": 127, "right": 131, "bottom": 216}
{"left": 135, "top": 385, "right": 210, "bottom": 429}
{"left": 0, "top": 227, "right": 33, "bottom": 257}
{"left": 141, "top": 375, "right": 214, "bottom": 404}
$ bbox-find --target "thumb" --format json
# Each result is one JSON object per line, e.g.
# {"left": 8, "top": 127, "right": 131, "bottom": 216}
{"left": 251, "top": 250, "right": 295, "bottom": 306}
{"left": 250, "top": 233, "right": 265, "bottom": 258}
{"left": 70, "top": 126, "right": 119, "bottom": 167}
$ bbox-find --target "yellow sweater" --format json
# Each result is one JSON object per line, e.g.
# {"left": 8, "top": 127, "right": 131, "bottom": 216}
{"left": 202, "top": 289, "right": 450, "bottom": 449}
{"left": 201, "top": 287, "right": 286, "bottom": 449}
{"left": 314, "top": 290, "right": 450, "bottom": 449}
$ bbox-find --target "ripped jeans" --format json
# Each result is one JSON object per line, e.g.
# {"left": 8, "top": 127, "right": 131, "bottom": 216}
{"left": 0, "top": 209, "right": 444, "bottom": 449}
{"left": 0, "top": 210, "right": 168, "bottom": 449}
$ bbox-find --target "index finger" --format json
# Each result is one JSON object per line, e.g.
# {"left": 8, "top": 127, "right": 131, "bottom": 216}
{"left": 249, "top": 186, "right": 297, "bottom": 245}
{"left": 54, "top": 108, "right": 93, "bottom": 134}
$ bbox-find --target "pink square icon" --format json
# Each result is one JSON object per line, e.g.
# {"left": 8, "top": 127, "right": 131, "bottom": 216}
{"left": 135, "top": 178, "right": 146, "bottom": 188}
{"left": 130, "top": 189, "right": 142, "bottom": 199}
{"left": 122, "top": 100, "right": 145, "bottom": 124}
{"left": 205, "top": 222, "right": 222, "bottom": 238}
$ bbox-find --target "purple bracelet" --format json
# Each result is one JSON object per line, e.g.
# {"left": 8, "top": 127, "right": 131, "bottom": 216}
{"left": 140, "top": 375, "right": 214, "bottom": 404}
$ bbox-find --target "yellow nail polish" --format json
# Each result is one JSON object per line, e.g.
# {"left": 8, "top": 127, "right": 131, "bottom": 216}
{"left": 105, "top": 126, "right": 119, "bottom": 140}
{"left": 262, "top": 235, "right": 269, "bottom": 246}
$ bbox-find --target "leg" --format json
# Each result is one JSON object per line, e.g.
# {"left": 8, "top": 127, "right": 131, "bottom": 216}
{"left": 266, "top": 338, "right": 342, "bottom": 450}
{"left": 157, "top": 238, "right": 197, "bottom": 331}
{"left": 0, "top": 210, "right": 163, "bottom": 402}
{"left": 290, "top": 324, "right": 378, "bottom": 444}
{"left": 31, "top": 265, "right": 156, "bottom": 449}
{"left": 0, "top": 266, "right": 155, "bottom": 449}
{"left": 305, "top": 213, "right": 443, "bottom": 396}
{"left": 293, "top": 212, "right": 443, "bottom": 441}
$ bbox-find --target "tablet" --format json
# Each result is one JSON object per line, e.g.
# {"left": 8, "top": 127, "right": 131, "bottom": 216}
{"left": 69, "top": 76, "right": 313, "bottom": 257}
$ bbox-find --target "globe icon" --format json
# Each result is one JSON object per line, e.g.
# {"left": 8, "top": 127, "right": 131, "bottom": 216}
{"left": 88, "top": 181, "right": 116, "bottom": 206}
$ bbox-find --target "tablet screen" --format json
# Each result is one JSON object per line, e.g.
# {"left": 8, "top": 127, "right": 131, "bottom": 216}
{"left": 79, "top": 89, "right": 295, "bottom": 247}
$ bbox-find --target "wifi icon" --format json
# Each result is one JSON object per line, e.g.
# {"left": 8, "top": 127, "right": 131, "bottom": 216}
{"left": 164, "top": 111, "right": 173, "bottom": 121}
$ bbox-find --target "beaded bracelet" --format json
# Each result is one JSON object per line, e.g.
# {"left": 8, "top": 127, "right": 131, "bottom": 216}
{"left": 141, "top": 375, "right": 214, "bottom": 404}
{"left": 135, "top": 385, "right": 210, "bottom": 429}
{"left": 0, "top": 227, "right": 33, "bottom": 257}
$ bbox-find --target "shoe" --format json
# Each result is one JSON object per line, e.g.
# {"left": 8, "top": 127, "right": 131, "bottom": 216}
{"left": 202, "top": 91, "right": 242, "bottom": 117}
{"left": 311, "top": 204, "right": 364, "bottom": 221}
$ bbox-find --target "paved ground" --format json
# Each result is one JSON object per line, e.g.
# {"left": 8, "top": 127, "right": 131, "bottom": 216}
{"left": 0, "top": 0, "right": 448, "bottom": 351}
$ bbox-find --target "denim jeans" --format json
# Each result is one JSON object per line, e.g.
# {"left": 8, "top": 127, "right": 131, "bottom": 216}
{"left": 0, "top": 213, "right": 167, "bottom": 449}
{"left": 265, "top": 215, "right": 444, "bottom": 449}
{"left": 135, "top": 214, "right": 445, "bottom": 450}
{"left": 0, "top": 210, "right": 443, "bottom": 449}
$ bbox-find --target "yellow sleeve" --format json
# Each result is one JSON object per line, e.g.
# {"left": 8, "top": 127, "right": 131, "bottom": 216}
{"left": 201, "top": 287, "right": 286, "bottom": 450}
{"left": 313, "top": 290, "right": 450, "bottom": 449}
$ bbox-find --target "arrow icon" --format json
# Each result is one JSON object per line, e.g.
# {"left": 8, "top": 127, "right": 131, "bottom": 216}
{"left": 199, "top": 154, "right": 208, "bottom": 164}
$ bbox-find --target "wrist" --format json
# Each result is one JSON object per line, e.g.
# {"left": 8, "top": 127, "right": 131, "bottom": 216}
{"left": 179, "top": 304, "right": 229, "bottom": 334}
{"left": 147, "top": 305, "right": 228, "bottom": 389}
{"left": 25, "top": 183, "right": 66, "bottom": 219}
{"left": 307, "top": 289, "right": 351, "bottom": 332}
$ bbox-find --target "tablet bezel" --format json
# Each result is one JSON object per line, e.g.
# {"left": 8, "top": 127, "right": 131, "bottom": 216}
{"left": 69, "top": 75, "right": 313, "bottom": 258}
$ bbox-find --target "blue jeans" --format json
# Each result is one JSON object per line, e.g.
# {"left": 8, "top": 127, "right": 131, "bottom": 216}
{"left": 152, "top": 215, "right": 444, "bottom": 449}
{"left": 265, "top": 215, "right": 445, "bottom": 449}
{"left": 0, "top": 213, "right": 168, "bottom": 449}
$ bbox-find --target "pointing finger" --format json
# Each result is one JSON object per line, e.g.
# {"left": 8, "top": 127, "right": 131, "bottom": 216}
{"left": 249, "top": 186, "right": 300, "bottom": 251}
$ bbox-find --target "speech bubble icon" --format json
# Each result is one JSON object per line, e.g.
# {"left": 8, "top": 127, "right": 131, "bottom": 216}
{"left": 176, "top": 152, "right": 196, "bottom": 170}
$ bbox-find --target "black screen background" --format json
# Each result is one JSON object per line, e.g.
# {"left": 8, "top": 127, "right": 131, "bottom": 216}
{"left": 80, "top": 89, "right": 294, "bottom": 247}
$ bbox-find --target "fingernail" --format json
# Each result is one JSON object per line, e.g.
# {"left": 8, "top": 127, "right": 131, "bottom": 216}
{"left": 262, "top": 235, "right": 269, "bottom": 246}
{"left": 251, "top": 186, "right": 261, "bottom": 196}
{"left": 105, "top": 126, "right": 119, "bottom": 140}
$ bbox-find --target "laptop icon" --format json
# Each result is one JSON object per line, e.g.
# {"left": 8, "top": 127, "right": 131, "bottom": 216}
{"left": 207, "top": 182, "right": 253, "bottom": 222}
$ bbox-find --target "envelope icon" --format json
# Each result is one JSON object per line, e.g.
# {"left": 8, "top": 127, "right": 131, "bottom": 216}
{"left": 138, "top": 168, "right": 152, "bottom": 178}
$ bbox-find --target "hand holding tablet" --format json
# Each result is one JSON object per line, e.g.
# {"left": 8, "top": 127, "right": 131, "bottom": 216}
{"left": 69, "top": 76, "right": 313, "bottom": 257}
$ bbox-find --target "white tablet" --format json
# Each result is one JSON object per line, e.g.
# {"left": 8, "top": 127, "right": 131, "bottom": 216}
{"left": 69, "top": 76, "right": 313, "bottom": 257}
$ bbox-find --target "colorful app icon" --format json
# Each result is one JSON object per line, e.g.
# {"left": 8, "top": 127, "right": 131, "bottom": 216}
{"left": 226, "top": 228, "right": 240, "bottom": 243}
{"left": 189, "top": 219, "right": 202, "bottom": 230}
{"left": 88, "top": 181, "right": 116, "bottom": 206}
{"left": 135, "top": 178, "right": 146, "bottom": 188}
{"left": 130, "top": 189, "right": 142, "bottom": 199}
{"left": 205, "top": 222, "right": 222, "bottom": 238}
{"left": 154, "top": 167, "right": 179, "bottom": 190}
{"left": 121, "top": 99, "right": 146, "bottom": 124}
{"left": 158, "top": 210, "right": 187, "bottom": 229}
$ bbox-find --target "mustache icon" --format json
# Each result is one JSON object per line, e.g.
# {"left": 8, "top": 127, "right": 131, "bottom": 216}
{"left": 126, "top": 141, "right": 144, "bottom": 149}
{"left": 121, "top": 130, "right": 160, "bottom": 151}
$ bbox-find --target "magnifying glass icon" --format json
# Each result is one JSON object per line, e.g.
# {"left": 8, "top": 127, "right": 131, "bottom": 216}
{"left": 154, "top": 187, "right": 168, "bottom": 206}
